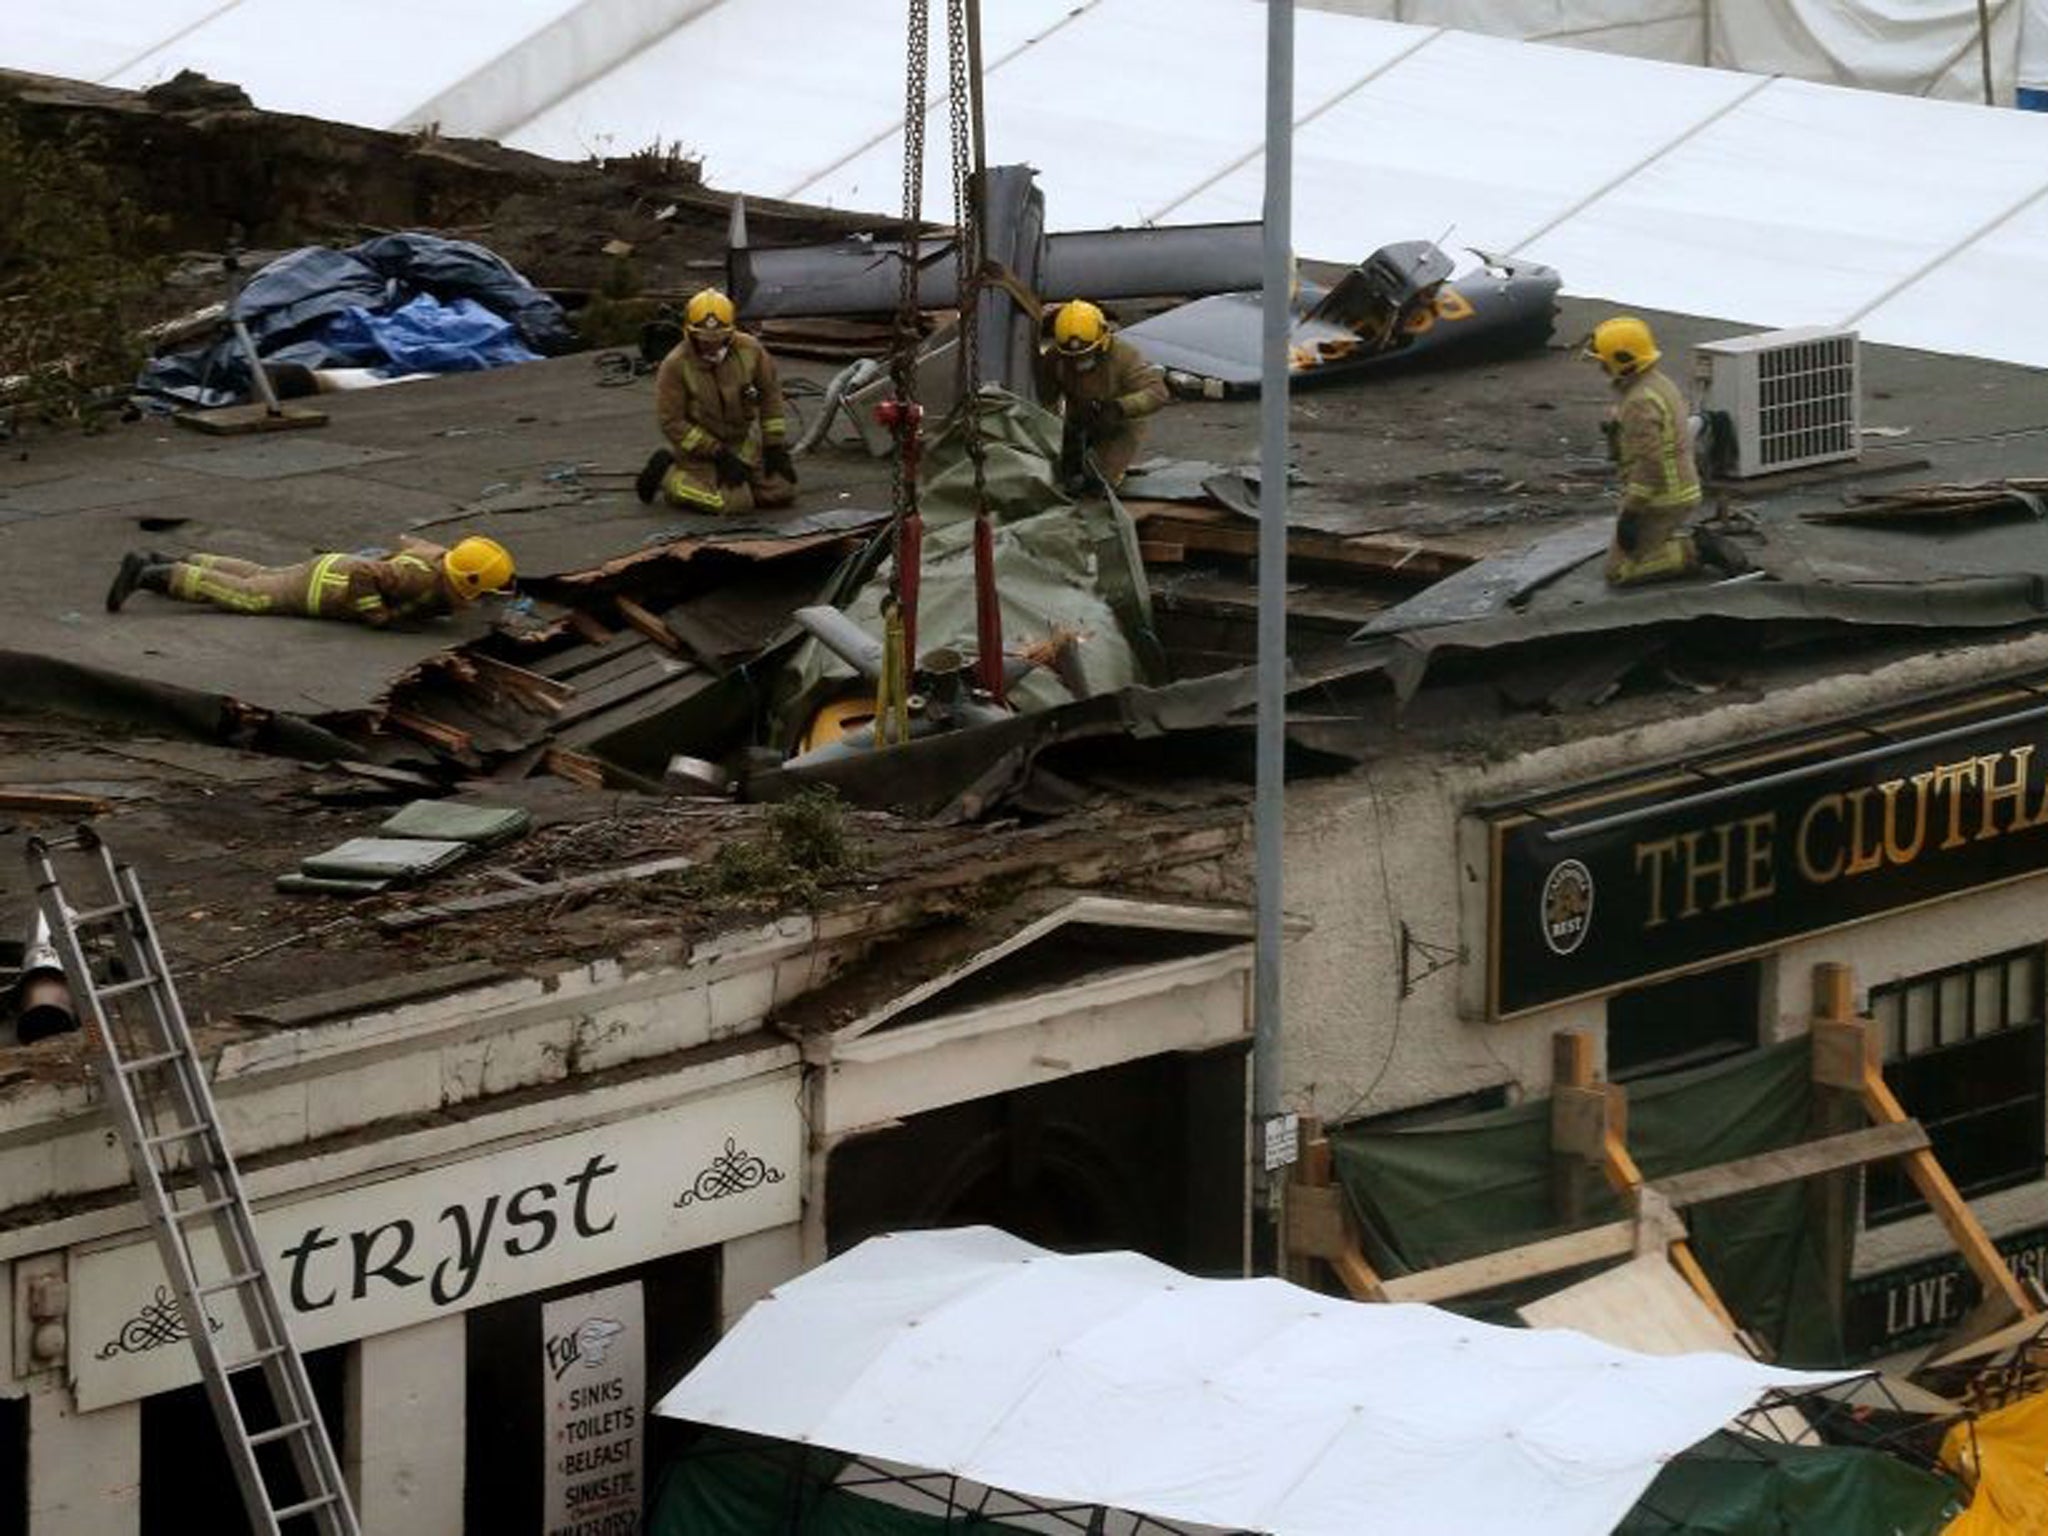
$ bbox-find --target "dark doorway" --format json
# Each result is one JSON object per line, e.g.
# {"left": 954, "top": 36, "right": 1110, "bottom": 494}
{"left": 0, "top": 1393, "right": 24, "bottom": 1536}
{"left": 464, "top": 1247, "right": 720, "bottom": 1533}
{"left": 139, "top": 1344, "right": 346, "bottom": 1536}
{"left": 1608, "top": 960, "right": 1762, "bottom": 1081}
{"left": 826, "top": 1045, "right": 1249, "bottom": 1276}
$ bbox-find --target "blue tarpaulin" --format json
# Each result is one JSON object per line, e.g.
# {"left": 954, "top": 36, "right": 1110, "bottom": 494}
{"left": 140, "top": 232, "right": 571, "bottom": 407}
{"left": 317, "top": 295, "right": 539, "bottom": 374}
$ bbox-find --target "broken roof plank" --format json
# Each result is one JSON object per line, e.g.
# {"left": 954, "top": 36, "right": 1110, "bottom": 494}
{"left": 615, "top": 595, "right": 683, "bottom": 653}
{"left": 1129, "top": 503, "right": 1477, "bottom": 582}
{"left": 533, "top": 638, "right": 661, "bottom": 697}
{"left": 549, "top": 655, "right": 703, "bottom": 732}
{"left": 376, "top": 855, "right": 695, "bottom": 933}
{"left": 553, "top": 668, "right": 722, "bottom": 755}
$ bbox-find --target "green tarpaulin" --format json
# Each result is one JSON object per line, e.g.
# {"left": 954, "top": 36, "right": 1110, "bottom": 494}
{"left": 771, "top": 390, "right": 1164, "bottom": 749}
{"left": 651, "top": 1431, "right": 1960, "bottom": 1535}
{"left": 1618, "top": 1430, "right": 1964, "bottom": 1535}
{"left": 1331, "top": 1039, "right": 1849, "bottom": 1361}
{"left": 650, "top": 1442, "right": 1036, "bottom": 1535}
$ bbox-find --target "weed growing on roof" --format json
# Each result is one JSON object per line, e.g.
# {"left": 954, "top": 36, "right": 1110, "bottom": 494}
{"left": 0, "top": 102, "right": 169, "bottom": 428}
{"left": 699, "top": 836, "right": 812, "bottom": 902}
{"left": 612, "top": 138, "right": 700, "bottom": 188}
{"left": 769, "top": 787, "right": 852, "bottom": 874}
{"left": 671, "top": 788, "right": 855, "bottom": 909}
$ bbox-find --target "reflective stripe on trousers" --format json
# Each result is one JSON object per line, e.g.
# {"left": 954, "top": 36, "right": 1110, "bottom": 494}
{"left": 304, "top": 552, "right": 351, "bottom": 617}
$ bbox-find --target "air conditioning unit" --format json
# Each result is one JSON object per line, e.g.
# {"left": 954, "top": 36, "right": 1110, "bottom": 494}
{"left": 1694, "top": 326, "right": 1860, "bottom": 479}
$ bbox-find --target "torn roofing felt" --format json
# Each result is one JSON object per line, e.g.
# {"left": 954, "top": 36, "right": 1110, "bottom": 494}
{"left": 1337, "top": 572, "right": 2048, "bottom": 705}
{"left": 756, "top": 664, "right": 1264, "bottom": 822}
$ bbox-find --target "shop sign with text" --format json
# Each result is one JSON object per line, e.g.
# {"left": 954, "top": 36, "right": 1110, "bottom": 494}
{"left": 1487, "top": 697, "right": 2048, "bottom": 1016}
{"left": 544, "top": 1281, "right": 644, "bottom": 1536}
{"left": 1845, "top": 1223, "right": 2048, "bottom": 1360}
{"left": 70, "top": 1072, "right": 797, "bottom": 1409}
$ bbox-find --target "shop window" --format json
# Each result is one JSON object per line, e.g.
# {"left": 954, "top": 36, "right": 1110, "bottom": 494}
{"left": 1866, "top": 946, "right": 2048, "bottom": 1226}
{"left": 1606, "top": 961, "right": 1761, "bottom": 1082}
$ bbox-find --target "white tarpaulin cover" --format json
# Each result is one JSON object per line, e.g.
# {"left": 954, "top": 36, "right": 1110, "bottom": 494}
{"left": 14, "top": 0, "right": 2048, "bottom": 365}
{"left": 1305, "top": 0, "right": 2028, "bottom": 104}
{"left": 656, "top": 1227, "right": 1851, "bottom": 1536}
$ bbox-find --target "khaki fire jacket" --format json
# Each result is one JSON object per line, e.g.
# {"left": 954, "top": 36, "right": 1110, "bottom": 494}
{"left": 1039, "top": 335, "right": 1169, "bottom": 425}
{"left": 308, "top": 544, "right": 450, "bottom": 625}
{"left": 655, "top": 333, "right": 788, "bottom": 463}
{"left": 1609, "top": 366, "right": 1702, "bottom": 514}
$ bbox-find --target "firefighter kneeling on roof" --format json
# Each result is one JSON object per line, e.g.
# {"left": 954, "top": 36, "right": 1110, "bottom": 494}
{"left": 1039, "top": 299, "right": 1168, "bottom": 494}
{"left": 104, "top": 536, "right": 515, "bottom": 624}
{"left": 1584, "top": 315, "right": 1707, "bottom": 586}
{"left": 636, "top": 288, "right": 797, "bottom": 514}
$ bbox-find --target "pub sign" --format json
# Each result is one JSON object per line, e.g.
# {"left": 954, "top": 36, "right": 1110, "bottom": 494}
{"left": 1846, "top": 1223, "right": 2048, "bottom": 1360}
{"left": 1486, "top": 689, "right": 2048, "bottom": 1017}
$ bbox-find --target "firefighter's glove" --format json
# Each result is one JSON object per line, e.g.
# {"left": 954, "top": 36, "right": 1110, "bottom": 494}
{"left": 762, "top": 444, "right": 798, "bottom": 485}
{"left": 1085, "top": 398, "right": 1124, "bottom": 433}
{"left": 1600, "top": 418, "right": 1621, "bottom": 461}
{"left": 712, "top": 446, "right": 751, "bottom": 487}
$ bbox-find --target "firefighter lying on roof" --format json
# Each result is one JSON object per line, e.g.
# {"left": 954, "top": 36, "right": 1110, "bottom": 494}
{"left": 104, "top": 536, "right": 514, "bottom": 625}
{"left": 636, "top": 288, "right": 798, "bottom": 515}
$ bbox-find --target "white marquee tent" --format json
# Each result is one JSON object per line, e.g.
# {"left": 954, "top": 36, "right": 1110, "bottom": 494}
{"left": 14, "top": 0, "right": 2048, "bottom": 367}
{"left": 655, "top": 1227, "right": 1851, "bottom": 1536}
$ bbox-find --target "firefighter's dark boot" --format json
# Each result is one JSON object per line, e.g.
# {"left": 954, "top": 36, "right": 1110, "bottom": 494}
{"left": 1694, "top": 528, "right": 1755, "bottom": 577}
{"left": 636, "top": 448, "right": 674, "bottom": 505}
{"left": 106, "top": 551, "right": 154, "bottom": 612}
{"left": 107, "top": 553, "right": 175, "bottom": 611}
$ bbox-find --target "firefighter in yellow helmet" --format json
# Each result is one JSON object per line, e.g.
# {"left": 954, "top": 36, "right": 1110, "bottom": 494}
{"left": 104, "top": 536, "right": 514, "bottom": 624}
{"left": 636, "top": 288, "right": 797, "bottom": 515}
{"left": 1038, "top": 299, "right": 1168, "bottom": 492}
{"left": 1583, "top": 316, "right": 1703, "bottom": 586}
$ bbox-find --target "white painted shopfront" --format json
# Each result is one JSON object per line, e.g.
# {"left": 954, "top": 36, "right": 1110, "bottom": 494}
{"left": 1, "top": 835, "right": 1256, "bottom": 1535}
{"left": 70, "top": 1073, "right": 798, "bottom": 1411}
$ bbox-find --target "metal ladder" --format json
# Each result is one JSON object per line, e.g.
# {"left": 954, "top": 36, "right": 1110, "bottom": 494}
{"left": 27, "top": 829, "right": 360, "bottom": 1536}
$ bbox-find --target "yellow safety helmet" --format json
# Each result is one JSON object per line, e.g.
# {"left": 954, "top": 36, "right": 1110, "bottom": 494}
{"left": 684, "top": 288, "right": 737, "bottom": 334}
{"left": 1051, "top": 299, "right": 1110, "bottom": 357}
{"left": 443, "top": 536, "right": 515, "bottom": 600}
{"left": 1584, "top": 315, "right": 1661, "bottom": 379}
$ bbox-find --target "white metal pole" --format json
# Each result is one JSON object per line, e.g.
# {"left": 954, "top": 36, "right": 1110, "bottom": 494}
{"left": 1254, "top": 0, "right": 1294, "bottom": 1201}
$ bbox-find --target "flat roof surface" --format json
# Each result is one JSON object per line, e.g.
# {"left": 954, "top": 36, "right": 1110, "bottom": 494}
{"left": 4, "top": 240, "right": 2047, "bottom": 1061}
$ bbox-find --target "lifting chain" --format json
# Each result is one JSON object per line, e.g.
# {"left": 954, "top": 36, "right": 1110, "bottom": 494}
{"left": 942, "top": 0, "right": 1005, "bottom": 702}
{"left": 877, "top": 0, "right": 998, "bottom": 731}
{"left": 942, "top": 0, "right": 990, "bottom": 518}
{"left": 874, "top": 0, "right": 933, "bottom": 725}
{"left": 888, "top": 0, "right": 931, "bottom": 526}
